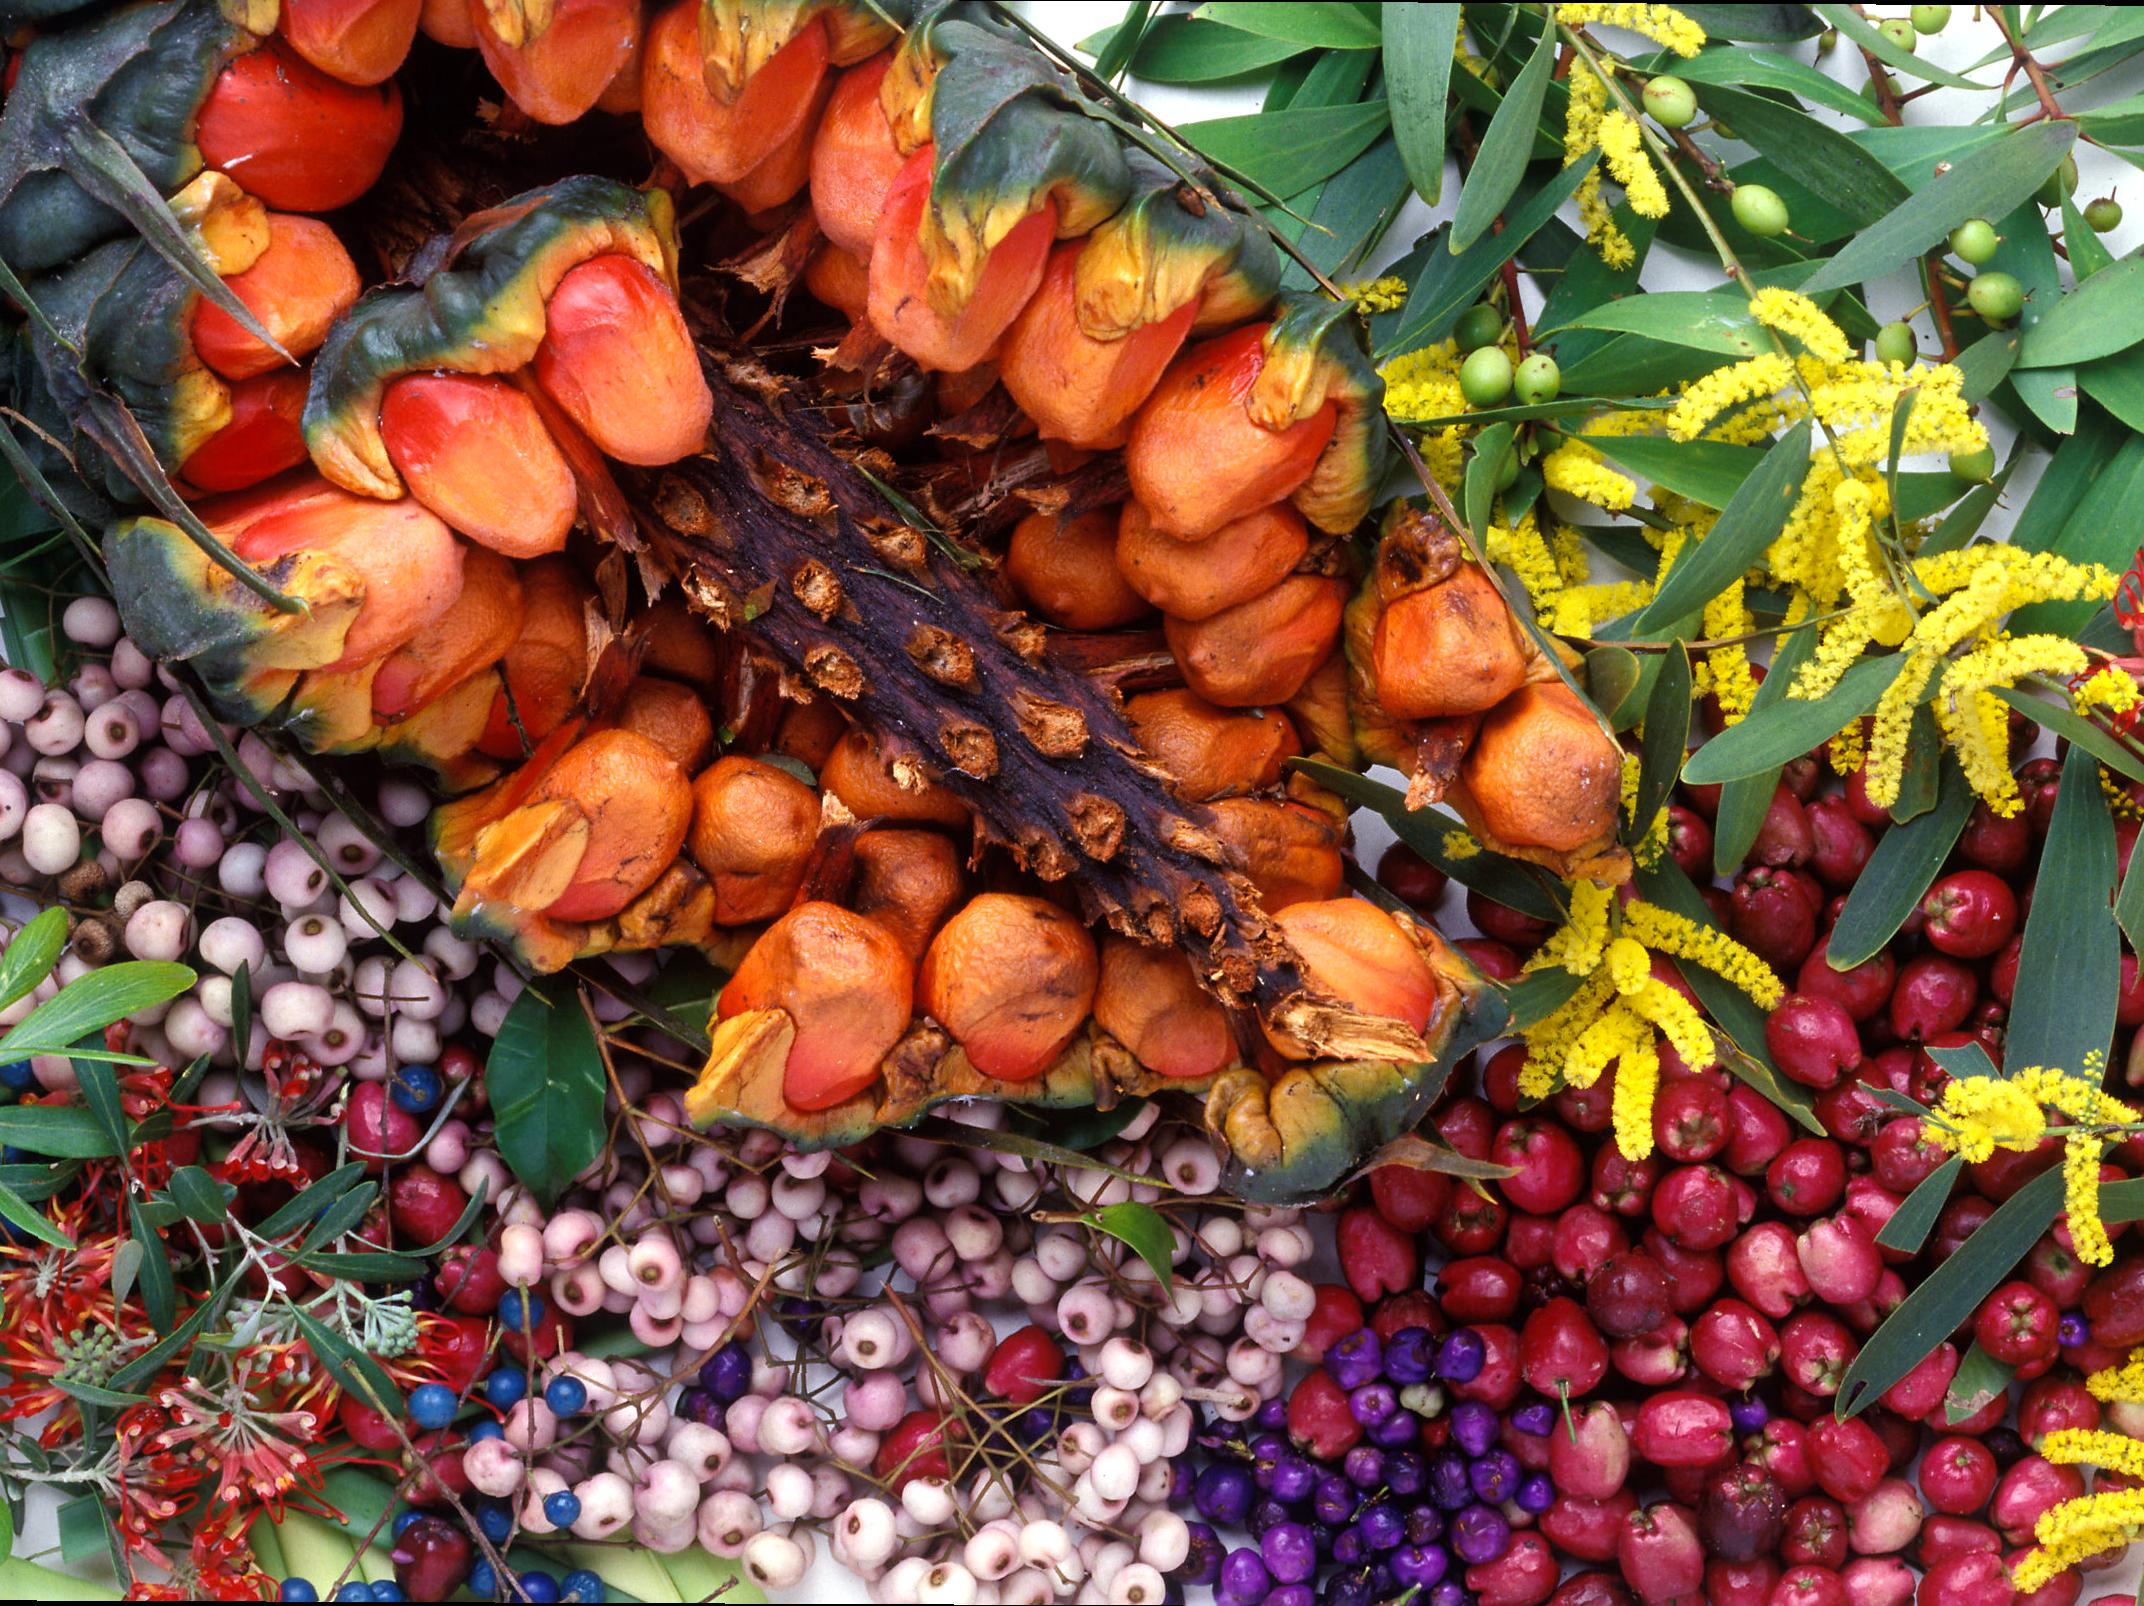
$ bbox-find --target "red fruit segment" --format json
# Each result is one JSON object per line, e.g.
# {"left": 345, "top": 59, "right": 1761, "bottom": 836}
{"left": 180, "top": 369, "right": 310, "bottom": 493}
{"left": 998, "top": 242, "right": 1198, "bottom": 449}
{"left": 191, "top": 214, "right": 360, "bottom": 381}
{"left": 473, "top": 0, "right": 642, "bottom": 125}
{"left": 533, "top": 255, "right": 714, "bottom": 466}
{"left": 279, "top": 0, "right": 423, "bottom": 86}
{"left": 868, "top": 147, "right": 1057, "bottom": 374}
{"left": 381, "top": 373, "right": 577, "bottom": 558}
{"left": 196, "top": 41, "right": 404, "bottom": 213}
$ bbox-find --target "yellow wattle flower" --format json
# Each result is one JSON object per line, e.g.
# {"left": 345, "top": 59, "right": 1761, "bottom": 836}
{"left": 1597, "top": 110, "right": 1669, "bottom": 219}
{"left": 1554, "top": 2, "right": 1707, "bottom": 55}
{"left": 1748, "top": 288, "right": 1851, "bottom": 364}
{"left": 1541, "top": 438, "right": 1637, "bottom": 511}
{"left": 1668, "top": 354, "right": 1795, "bottom": 442}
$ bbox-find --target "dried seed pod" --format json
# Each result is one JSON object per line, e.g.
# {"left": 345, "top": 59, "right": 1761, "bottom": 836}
{"left": 473, "top": 0, "right": 643, "bottom": 126}
{"left": 1262, "top": 899, "right": 1441, "bottom": 1060}
{"left": 1123, "top": 690, "right": 1298, "bottom": 803}
{"left": 367, "top": 546, "right": 525, "bottom": 721}
{"left": 1094, "top": 935, "right": 1234, "bottom": 1081}
{"left": 688, "top": 755, "right": 821, "bottom": 925}
{"left": 479, "top": 556, "right": 593, "bottom": 759}
{"left": 380, "top": 373, "right": 578, "bottom": 559}
{"left": 1371, "top": 562, "right": 1527, "bottom": 720}
{"left": 997, "top": 242, "right": 1197, "bottom": 450}
{"left": 1005, "top": 507, "right": 1150, "bottom": 631}
{"left": 532, "top": 254, "right": 714, "bottom": 466}
{"left": 920, "top": 892, "right": 1097, "bottom": 1081}
{"left": 1164, "top": 575, "right": 1346, "bottom": 709}
{"left": 277, "top": 0, "right": 423, "bottom": 86}
{"left": 1115, "top": 500, "right": 1307, "bottom": 622}
{"left": 1206, "top": 798, "right": 1344, "bottom": 913}
{"left": 1451, "top": 681, "right": 1625, "bottom": 864}
{"left": 850, "top": 828, "right": 964, "bottom": 962}
{"left": 641, "top": 0, "right": 831, "bottom": 190}
{"left": 717, "top": 900, "right": 915, "bottom": 1111}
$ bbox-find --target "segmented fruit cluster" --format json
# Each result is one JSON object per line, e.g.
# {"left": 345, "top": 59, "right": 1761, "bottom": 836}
{"left": 1, "top": 0, "right": 1625, "bottom": 1195}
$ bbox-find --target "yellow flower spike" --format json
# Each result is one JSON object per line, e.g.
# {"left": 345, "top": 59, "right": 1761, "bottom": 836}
{"left": 1343, "top": 276, "right": 1409, "bottom": 315}
{"left": 2013, "top": 1486, "right": 2144, "bottom": 1594}
{"left": 1527, "top": 878, "right": 1615, "bottom": 978}
{"left": 2075, "top": 666, "right": 2142, "bottom": 721}
{"left": 1378, "top": 340, "right": 1466, "bottom": 421}
{"left": 2086, "top": 1352, "right": 2144, "bottom": 1404}
{"left": 1923, "top": 1075, "right": 2047, "bottom": 1165}
{"left": 1862, "top": 649, "right": 1941, "bottom": 809}
{"left": 1702, "top": 581, "right": 1760, "bottom": 726}
{"left": 1749, "top": 289, "right": 1851, "bottom": 364}
{"left": 1621, "top": 977, "right": 1714, "bottom": 1072}
{"left": 1621, "top": 902, "right": 1785, "bottom": 1008}
{"left": 1597, "top": 111, "right": 1669, "bottom": 218}
{"left": 1555, "top": 2, "right": 1707, "bottom": 55}
{"left": 1605, "top": 935, "right": 1653, "bottom": 992}
{"left": 1542, "top": 438, "right": 1638, "bottom": 512}
{"left": 1668, "top": 354, "right": 1796, "bottom": 443}
{"left": 2040, "top": 1428, "right": 2144, "bottom": 1478}
{"left": 1442, "top": 831, "right": 1479, "bottom": 861}
{"left": 1485, "top": 510, "right": 1566, "bottom": 613}
{"left": 1611, "top": 1027, "right": 1661, "bottom": 1160}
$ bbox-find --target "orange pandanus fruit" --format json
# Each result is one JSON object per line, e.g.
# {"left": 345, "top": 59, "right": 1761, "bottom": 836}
{"left": 278, "top": 0, "right": 423, "bottom": 86}
{"left": 478, "top": 557, "right": 592, "bottom": 759}
{"left": 472, "top": 0, "right": 642, "bottom": 125}
{"left": 868, "top": 147, "right": 1057, "bottom": 374}
{"left": 1164, "top": 575, "right": 1346, "bottom": 708}
{"left": 687, "top": 755, "right": 821, "bottom": 925}
{"left": 1457, "top": 683, "right": 1624, "bottom": 855}
{"left": 997, "top": 242, "right": 1198, "bottom": 449}
{"left": 181, "top": 369, "right": 310, "bottom": 493}
{"left": 1005, "top": 507, "right": 1149, "bottom": 631}
{"left": 821, "top": 729, "right": 971, "bottom": 829}
{"left": 195, "top": 41, "right": 404, "bottom": 213}
{"left": 1125, "top": 325, "right": 1336, "bottom": 539}
{"left": 1115, "top": 500, "right": 1308, "bottom": 622}
{"left": 641, "top": 1, "right": 830, "bottom": 189}
{"left": 1095, "top": 937, "right": 1233, "bottom": 1081}
{"left": 640, "top": 594, "right": 724, "bottom": 685}
{"left": 190, "top": 214, "right": 361, "bottom": 381}
{"left": 420, "top": 0, "right": 477, "bottom": 46}
{"left": 805, "top": 246, "right": 870, "bottom": 319}
{"left": 1207, "top": 799, "right": 1345, "bottom": 912}
{"left": 379, "top": 373, "right": 578, "bottom": 558}
{"left": 370, "top": 546, "right": 525, "bottom": 719}
{"left": 1373, "top": 562, "right": 1528, "bottom": 720}
{"left": 919, "top": 893, "right": 1097, "bottom": 1081}
{"left": 532, "top": 254, "right": 714, "bottom": 466}
{"left": 615, "top": 677, "right": 714, "bottom": 771}
{"left": 1123, "top": 690, "right": 1299, "bottom": 802}
{"left": 808, "top": 51, "right": 904, "bottom": 258}
{"left": 1265, "top": 899, "right": 1440, "bottom": 1059}
{"left": 718, "top": 901, "right": 915, "bottom": 1111}
{"left": 851, "top": 830, "right": 964, "bottom": 963}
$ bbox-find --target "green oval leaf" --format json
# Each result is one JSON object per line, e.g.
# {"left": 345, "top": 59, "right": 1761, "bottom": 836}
{"left": 1709, "top": 624, "right": 1819, "bottom": 876}
{"left": 1094, "top": 15, "right": 1309, "bottom": 83}
{"left": 1093, "top": 1200, "right": 1176, "bottom": 1288}
{"left": 0, "top": 960, "right": 195, "bottom": 1062}
{"left": 1808, "top": 2, "right": 1993, "bottom": 90}
{"left": 1695, "top": 84, "right": 1908, "bottom": 225}
{"left": 487, "top": 983, "right": 607, "bottom": 1210}
{"left": 0, "top": 907, "right": 66, "bottom": 1016}
{"left": 1632, "top": 642, "right": 1691, "bottom": 848}
{"left": 2016, "top": 255, "right": 2144, "bottom": 368}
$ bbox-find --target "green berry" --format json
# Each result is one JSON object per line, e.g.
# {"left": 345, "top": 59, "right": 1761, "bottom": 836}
{"left": 1948, "top": 218, "right": 1999, "bottom": 266}
{"left": 1642, "top": 75, "right": 1697, "bottom": 129}
{"left": 1730, "top": 184, "right": 1791, "bottom": 239}
{"left": 1911, "top": 5, "right": 1952, "bottom": 33}
{"left": 2039, "top": 154, "right": 2079, "bottom": 209}
{"left": 1874, "top": 322, "right": 1918, "bottom": 366}
{"left": 1459, "top": 346, "right": 1514, "bottom": 408}
{"left": 1966, "top": 270, "right": 2025, "bottom": 324}
{"left": 2086, "top": 197, "right": 2124, "bottom": 233}
{"left": 1513, "top": 353, "right": 1562, "bottom": 406}
{"left": 1455, "top": 304, "right": 1504, "bottom": 353}
{"left": 1949, "top": 445, "right": 1995, "bottom": 484}
{"left": 1817, "top": 27, "right": 1837, "bottom": 54}
{"left": 1878, "top": 17, "right": 1917, "bottom": 51}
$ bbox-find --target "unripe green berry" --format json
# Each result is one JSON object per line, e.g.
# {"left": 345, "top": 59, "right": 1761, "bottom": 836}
{"left": 1874, "top": 322, "right": 1918, "bottom": 367}
{"left": 1459, "top": 346, "right": 1514, "bottom": 408}
{"left": 1731, "top": 184, "right": 1790, "bottom": 239}
{"left": 1878, "top": 17, "right": 1917, "bottom": 51}
{"left": 1455, "top": 303, "right": 1504, "bottom": 353}
{"left": 1817, "top": 27, "right": 1837, "bottom": 54}
{"left": 1948, "top": 218, "right": 1999, "bottom": 266}
{"left": 1966, "top": 270, "right": 2024, "bottom": 324}
{"left": 1513, "top": 353, "right": 1561, "bottom": 406}
{"left": 2039, "top": 154, "right": 2079, "bottom": 209}
{"left": 2086, "top": 197, "right": 2124, "bottom": 233}
{"left": 1949, "top": 445, "right": 1995, "bottom": 484}
{"left": 1642, "top": 75, "right": 1697, "bottom": 129}
{"left": 1912, "top": 5, "right": 1952, "bottom": 33}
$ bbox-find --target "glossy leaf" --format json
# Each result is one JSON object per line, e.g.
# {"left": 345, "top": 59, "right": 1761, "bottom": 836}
{"left": 0, "top": 1178, "right": 72, "bottom": 1248}
{"left": 1089, "top": 0, "right": 1151, "bottom": 81}
{"left": 1695, "top": 85, "right": 1908, "bottom": 225}
{"left": 1449, "top": 24, "right": 1557, "bottom": 254}
{"left": 1383, "top": 4, "right": 1459, "bottom": 203}
{"left": 1092, "top": 1200, "right": 1177, "bottom": 1286}
{"left": 1463, "top": 422, "right": 1517, "bottom": 544}
{"left": 1711, "top": 624, "right": 1817, "bottom": 876}
{"left": 487, "top": 983, "right": 608, "bottom": 1209}
{"left": 1808, "top": 3, "right": 1992, "bottom": 90}
{"left": 1944, "top": 1342, "right": 2016, "bottom": 1425}
{"left": 166, "top": 1164, "right": 236, "bottom": 1225}
{"left": 1630, "top": 421, "right": 1812, "bottom": 638}
{"left": 1195, "top": 2, "right": 1380, "bottom": 48}
{"left": 1543, "top": 289, "right": 1768, "bottom": 356}
{"left": 1666, "top": 44, "right": 1885, "bottom": 120}
{"left": 1825, "top": 758, "right": 1974, "bottom": 968}
{"left": 1091, "top": 17, "right": 1308, "bottom": 82}
{"left": 0, "top": 1103, "right": 116, "bottom": 1159}
{"left": 0, "top": 907, "right": 66, "bottom": 1016}
{"left": 1676, "top": 4, "right": 1825, "bottom": 41}
{"left": 1182, "top": 101, "right": 1390, "bottom": 199}
{"left": 0, "top": 960, "right": 193, "bottom": 1063}
{"left": 1583, "top": 434, "right": 1761, "bottom": 509}
{"left": 2016, "top": 256, "right": 2144, "bottom": 367}
{"left": 1682, "top": 656, "right": 1907, "bottom": 784}
{"left": 2005, "top": 747, "right": 2119, "bottom": 1076}
{"left": 2115, "top": 820, "right": 2144, "bottom": 958}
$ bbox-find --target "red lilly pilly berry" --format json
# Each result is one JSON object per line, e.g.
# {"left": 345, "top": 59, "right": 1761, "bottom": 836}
{"left": 1491, "top": 1117, "right": 1586, "bottom": 1214}
{"left": 1974, "top": 1279, "right": 2061, "bottom": 1369}
{"left": 1519, "top": 1296, "right": 1609, "bottom": 1398}
{"left": 1918, "top": 869, "right": 2020, "bottom": 959}
{"left": 1763, "top": 993, "right": 1863, "bottom": 1089}
{"left": 874, "top": 1409, "right": 960, "bottom": 1490}
{"left": 980, "top": 1324, "right": 1063, "bottom": 1405}
{"left": 392, "top": 1514, "right": 473, "bottom": 1600}
{"left": 1336, "top": 1204, "right": 1418, "bottom": 1302}
{"left": 1285, "top": 1366, "right": 1363, "bottom": 1460}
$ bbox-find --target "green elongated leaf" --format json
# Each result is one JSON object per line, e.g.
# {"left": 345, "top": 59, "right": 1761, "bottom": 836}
{"left": 0, "top": 907, "right": 66, "bottom": 1016}
{"left": 1463, "top": 423, "right": 1517, "bottom": 543}
{"left": 1582, "top": 435, "right": 1760, "bottom": 510}
{"left": 1092, "top": 1200, "right": 1176, "bottom": 1285}
{"left": 1195, "top": 2, "right": 1379, "bottom": 48}
{"left": 1801, "top": 121, "right": 2076, "bottom": 295}
{"left": 1808, "top": 2, "right": 1992, "bottom": 89}
{"left": 0, "top": 1557, "right": 121, "bottom": 1600}
{"left": 2079, "top": 348, "right": 2144, "bottom": 434}
{"left": 1695, "top": 85, "right": 1908, "bottom": 225}
{"left": 2061, "top": 193, "right": 2118, "bottom": 280}
{"left": 1278, "top": 135, "right": 1412, "bottom": 286}
{"left": 1682, "top": 656, "right": 1907, "bottom": 785}
{"left": 1543, "top": 290, "right": 1767, "bottom": 356}
{"left": 297, "top": 1249, "right": 429, "bottom": 1282}
{"left": 1825, "top": 758, "right": 1974, "bottom": 968}
{"left": 0, "top": 1497, "right": 12, "bottom": 1564}
{"left": 253, "top": 1161, "right": 369, "bottom": 1240}
{"left": 300, "top": 1181, "right": 378, "bottom": 1253}
{"left": 1954, "top": 327, "right": 2021, "bottom": 404}
{"left": 0, "top": 1178, "right": 72, "bottom": 1248}
{"left": 290, "top": 1306, "right": 401, "bottom": 1414}
{"left": 1839, "top": 1165, "right": 2062, "bottom": 1419}
{"left": 487, "top": 983, "right": 607, "bottom": 1209}
{"left": 1449, "top": 24, "right": 1556, "bottom": 254}
{"left": 2016, "top": 255, "right": 2144, "bottom": 367}
{"left": 1993, "top": 688, "right": 2144, "bottom": 793}
{"left": 1876, "top": 1155, "right": 1963, "bottom": 1254}
{"left": 129, "top": 1198, "right": 175, "bottom": 1330}
{"left": 166, "top": 1164, "right": 236, "bottom": 1225}
{"left": 1095, "top": 16, "right": 1308, "bottom": 82}
{"left": 1089, "top": 0, "right": 1151, "bottom": 81}
{"left": 1886, "top": 703, "right": 1940, "bottom": 825}
{"left": 2114, "top": 821, "right": 2144, "bottom": 958}
{"left": 1662, "top": 44, "right": 1885, "bottom": 120}
{"left": 0, "top": 1103, "right": 117, "bottom": 1159}
{"left": 1587, "top": 646, "right": 1646, "bottom": 730}
{"left": 0, "top": 961, "right": 195, "bottom": 1062}
{"left": 1633, "top": 644, "right": 1691, "bottom": 850}
{"left": 56, "top": 1496, "right": 111, "bottom": 1565}
{"left": 1711, "top": 625, "right": 1817, "bottom": 876}
{"left": 1181, "top": 101, "right": 1390, "bottom": 200}
{"left": 1383, "top": 4, "right": 1459, "bottom": 203}
{"left": 1376, "top": 157, "right": 1598, "bottom": 357}
{"left": 76, "top": 1060, "right": 128, "bottom": 1157}
{"left": 1504, "top": 966, "right": 1586, "bottom": 1032}
{"left": 1291, "top": 759, "right": 1564, "bottom": 922}
{"left": 2005, "top": 747, "right": 2118, "bottom": 1076}
{"left": 1675, "top": 3, "right": 1824, "bottom": 40}
{"left": 1945, "top": 1342, "right": 2016, "bottom": 1426}
{"left": 1631, "top": 860, "right": 1825, "bottom": 1134}
{"left": 1630, "top": 421, "right": 1812, "bottom": 638}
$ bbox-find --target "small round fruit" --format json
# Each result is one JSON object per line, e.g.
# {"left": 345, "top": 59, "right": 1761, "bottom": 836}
{"left": 2086, "top": 197, "right": 2124, "bottom": 233}
{"left": 1731, "top": 184, "right": 1790, "bottom": 238}
{"left": 1949, "top": 445, "right": 1995, "bottom": 483}
{"left": 1912, "top": 4, "right": 1951, "bottom": 31}
{"left": 1874, "top": 322, "right": 1917, "bottom": 366}
{"left": 2040, "top": 153, "right": 2079, "bottom": 208}
{"left": 1643, "top": 74, "right": 1697, "bottom": 128}
{"left": 1877, "top": 17, "right": 1916, "bottom": 51}
{"left": 1948, "top": 218, "right": 1999, "bottom": 265}
{"left": 1459, "top": 346, "right": 1514, "bottom": 407}
{"left": 1513, "top": 352, "right": 1562, "bottom": 405}
{"left": 1966, "top": 271, "right": 2024, "bottom": 324}
{"left": 1456, "top": 303, "right": 1504, "bottom": 352}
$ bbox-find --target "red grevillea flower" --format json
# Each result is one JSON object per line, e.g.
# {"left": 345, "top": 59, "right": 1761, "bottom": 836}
{"left": 150, "top": 1350, "right": 325, "bottom": 1519}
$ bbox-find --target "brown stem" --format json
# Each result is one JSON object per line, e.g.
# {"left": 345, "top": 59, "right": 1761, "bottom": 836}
{"left": 1922, "top": 253, "right": 1962, "bottom": 361}
{"left": 1989, "top": 7, "right": 2068, "bottom": 122}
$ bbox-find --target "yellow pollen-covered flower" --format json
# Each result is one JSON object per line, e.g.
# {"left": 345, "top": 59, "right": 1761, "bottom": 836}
{"left": 2040, "top": 1428, "right": 2144, "bottom": 1479}
{"left": 1442, "top": 831, "right": 1479, "bottom": 861}
{"left": 2075, "top": 666, "right": 2142, "bottom": 720}
{"left": 1703, "top": 581, "right": 1759, "bottom": 726}
{"left": 1749, "top": 288, "right": 1852, "bottom": 364}
{"left": 2086, "top": 1351, "right": 2144, "bottom": 1404}
{"left": 1542, "top": 438, "right": 1637, "bottom": 511}
{"left": 1611, "top": 1027, "right": 1661, "bottom": 1160}
{"left": 1924, "top": 1075, "right": 2047, "bottom": 1164}
{"left": 1344, "top": 275, "right": 1410, "bottom": 314}
{"left": 1668, "top": 354, "right": 1795, "bottom": 442}
{"left": 2012, "top": 1486, "right": 2144, "bottom": 1593}
{"left": 1597, "top": 111, "right": 1669, "bottom": 218}
{"left": 1555, "top": 2, "right": 1707, "bottom": 55}
{"left": 1621, "top": 901, "right": 1785, "bottom": 1008}
{"left": 1528, "top": 878, "right": 1615, "bottom": 979}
